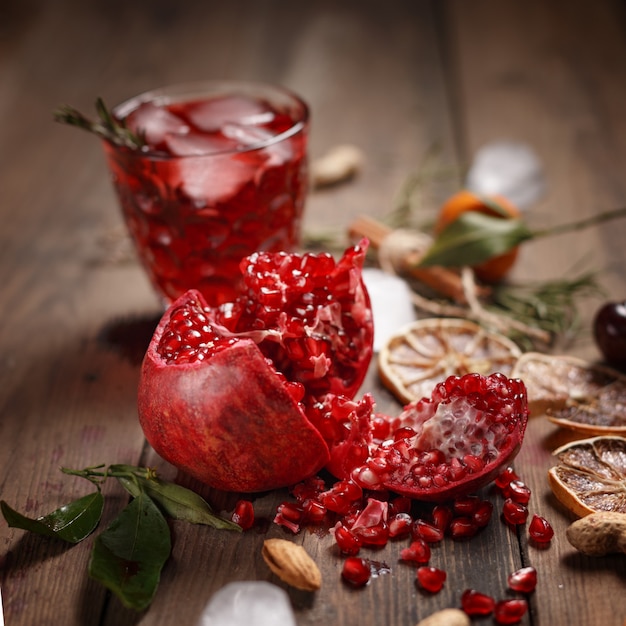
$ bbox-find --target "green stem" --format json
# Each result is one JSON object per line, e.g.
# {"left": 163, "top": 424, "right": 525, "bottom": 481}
{"left": 61, "top": 464, "right": 156, "bottom": 485}
{"left": 530, "top": 207, "right": 626, "bottom": 239}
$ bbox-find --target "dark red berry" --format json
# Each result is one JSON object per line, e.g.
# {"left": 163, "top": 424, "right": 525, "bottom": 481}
{"left": 461, "top": 589, "right": 496, "bottom": 616}
{"left": 593, "top": 300, "right": 626, "bottom": 368}
{"left": 342, "top": 557, "right": 371, "bottom": 586}
{"left": 528, "top": 514, "right": 554, "bottom": 543}
{"left": 508, "top": 566, "right": 537, "bottom": 593}
{"left": 494, "top": 598, "right": 528, "bottom": 625}
{"left": 416, "top": 566, "right": 446, "bottom": 593}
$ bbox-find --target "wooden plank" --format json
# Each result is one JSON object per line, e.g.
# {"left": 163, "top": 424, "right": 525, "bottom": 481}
{"left": 446, "top": 1, "right": 626, "bottom": 624}
{"left": 2, "top": 0, "right": 626, "bottom": 625}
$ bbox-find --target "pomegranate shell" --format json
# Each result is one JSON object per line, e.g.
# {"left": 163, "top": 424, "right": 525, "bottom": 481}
{"left": 139, "top": 323, "right": 330, "bottom": 493}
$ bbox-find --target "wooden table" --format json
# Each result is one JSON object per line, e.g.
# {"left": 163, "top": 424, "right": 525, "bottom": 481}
{"left": 1, "top": 1, "right": 626, "bottom": 624}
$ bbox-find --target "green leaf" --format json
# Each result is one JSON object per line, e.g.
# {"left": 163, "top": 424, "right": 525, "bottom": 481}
{"left": 1, "top": 492, "right": 104, "bottom": 544}
{"left": 89, "top": 492, "right": 171, "bottom": 611}
{"left": 416, "top": 211, "right": 535, "bottom": 268}
{"left": 112, "top": 468, "right": 241, "bottom": 531}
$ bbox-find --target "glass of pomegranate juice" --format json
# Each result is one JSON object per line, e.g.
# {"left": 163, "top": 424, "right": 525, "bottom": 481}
{"left": 103, "top": 80, "right": 310, "bottom": 306}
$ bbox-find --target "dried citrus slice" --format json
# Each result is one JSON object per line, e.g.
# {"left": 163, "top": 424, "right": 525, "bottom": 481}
{"left": 512, "top": 352, "right": 626, "bottom": 432}
{"left": 378, "top": 318, "right": 522, "bottom": 404}
{"left": 548, "top": 436, "right": 626, "bottom": 517}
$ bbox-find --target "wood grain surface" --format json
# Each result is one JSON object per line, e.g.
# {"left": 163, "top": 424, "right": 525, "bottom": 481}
{"left": 1, "top": 1, "right": 626, "bottom": 625}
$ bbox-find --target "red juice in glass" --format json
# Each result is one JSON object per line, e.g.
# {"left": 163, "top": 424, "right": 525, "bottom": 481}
{"left": 103, "top": 81, "right": 309, "bottom": 306}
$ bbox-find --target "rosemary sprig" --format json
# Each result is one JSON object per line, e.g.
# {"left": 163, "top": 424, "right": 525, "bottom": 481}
{"left": 53, "top": 97, "right": 145, "bottom": 150}
{"left": 489, "top": 272, "right": 605, "bottom": 349}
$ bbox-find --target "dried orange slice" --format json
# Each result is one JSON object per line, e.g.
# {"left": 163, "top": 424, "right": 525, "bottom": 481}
{"left": 512, "top": 352, "right": 626, "bottom": 432}
{"left": 548, "top": 436, "right": 626, "bottom": 517}
{"left": 378, "top": 318, "right": 522, "bottom": 404}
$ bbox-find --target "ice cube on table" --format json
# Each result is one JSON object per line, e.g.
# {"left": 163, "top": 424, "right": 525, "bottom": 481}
{"left": 196, "top": 581, "right": 297, "bottom": 626}
{"left": 465, "top": 141, "right": 546, "bottom": 210}
{"left": 362, "top": 269, "right": 416, "bottom": 352}
{"left": 125, "top": 102, "right": 190, "bottom": 147}
{"left": 186, "top": 96, "right": 275, "bottom": 131}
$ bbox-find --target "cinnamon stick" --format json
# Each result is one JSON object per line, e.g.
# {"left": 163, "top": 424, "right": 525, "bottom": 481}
{"left": 349, "top": 215, "right": 490, "bottom": 304}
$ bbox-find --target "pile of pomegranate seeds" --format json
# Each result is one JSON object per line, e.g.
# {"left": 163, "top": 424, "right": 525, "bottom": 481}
{"left": 230, "top": 463, "right": 554, "bottom": 624}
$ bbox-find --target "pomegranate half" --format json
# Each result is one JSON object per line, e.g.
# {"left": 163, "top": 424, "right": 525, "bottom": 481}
{"left": 138, "top": 242, "right": 374, "bottom": 492}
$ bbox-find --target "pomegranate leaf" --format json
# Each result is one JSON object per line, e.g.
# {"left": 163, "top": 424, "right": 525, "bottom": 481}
{"left": 89, "top": 491, "right": 171, "bottom": 612}
{"left": 417, "top": 211, "right": 534, "bottom": 268}
{"left": 113, "top": 467, "right": 241, "bottom": 531}
{"left": 1, "top": 491, "right": 104, "bottom": 544}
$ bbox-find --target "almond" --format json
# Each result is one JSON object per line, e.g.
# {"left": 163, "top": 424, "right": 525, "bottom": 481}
{"left": 262, "top": 538, "right": 322, "bottom": 591}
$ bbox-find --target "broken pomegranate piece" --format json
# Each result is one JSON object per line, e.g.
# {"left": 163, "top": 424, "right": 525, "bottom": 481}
{"left": 138, "top": 242, "right": 374, "bottom": 492}
{"left": 348, "top": 372, "right": 529, "bottom": 501}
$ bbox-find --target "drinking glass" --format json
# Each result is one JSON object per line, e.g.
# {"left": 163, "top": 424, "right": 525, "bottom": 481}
{"left": 102, "top": 80, "right": 310, "bottom": 306}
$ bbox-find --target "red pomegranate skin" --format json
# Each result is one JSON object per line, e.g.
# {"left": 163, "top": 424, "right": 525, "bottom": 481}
{"left": 139, "top": 337, "right": 330, "bottom": 492}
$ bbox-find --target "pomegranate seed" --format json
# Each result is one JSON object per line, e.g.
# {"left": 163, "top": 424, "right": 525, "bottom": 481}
{"left": 291, "top": 476, "right": 325, "bottom": 502}
{"left": 389, "top": 496, "right": 412, "bottom": 515}
{"left": 274, "top": 502, "right": 304, "bottom": 533}
{"left": 508, "top": 566, "right": 537, "bottom": 593}
{"left": 334, "top": 525, "right": 362, "bottom": 556}
{"left": 453, "top": 495, "right": 480, "bottom": 516}
{"left": 302, "top": 499, "right": 327, "bottom": 524}
{"left": 494, "top": 598, "right": 528, "bottom": 625}
{"left": 399, "top": 539, "right": 431, "bottom": 564}
{"left": 463, "top": 454, "right": 485, "bottom": 473}
{"left": 431, "top": 504, "right": 452, "bottom": 532}
{"left": 449, "top": 516, "right": 478, "bottom": 540}
{"left": 342, "top": 557, "right": 371, "bottom": 587}
{"left": 388, "top": 513, "right": 413, "bottom": 539}
{"left": 461, "top": 589, "right": 496, "bottom": 616}
{"left": 231, "top": 499, "right": 254, "bottom": 530}
{"left": 502, "top": 499, "right": 529, "bottom": 526}
{"left": 411, "top": 519, "right": 444, "bottom": 543}
{"left": 371, "top": 415, "right": 391, "bottom": 440}
{"left": 319, "top": 479, "right": 363, "bottom": 514}
{"left": 416, "top": 566, "right": 446, "bottom": 593}
{"left": 495, "top": 466, "right": 519, "bottom": 490}
{"left": 506, "top": 480, "right": 531, "bottom": 505}
{"left": 472, "top": 500, "right": 494, "bottom": 527}
{"left": 353, "top": 523, "right": 389, "bottom": 547}
{"left": 528, "top": 514, "right": 554, "bottom": 543}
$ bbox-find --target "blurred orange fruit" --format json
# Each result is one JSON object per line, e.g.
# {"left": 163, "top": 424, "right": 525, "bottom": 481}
{"left": 435, "top": 190, "right": 521, "bottom": 283}
{"left": 548, "top": 436, "right": 626, "bottom": 517}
